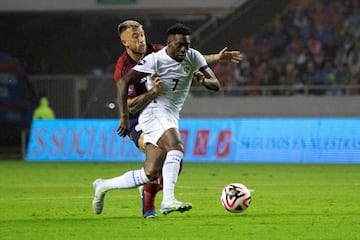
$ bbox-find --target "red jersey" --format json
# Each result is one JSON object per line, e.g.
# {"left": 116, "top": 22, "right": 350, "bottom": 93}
{"left": 114, "top": 43, "right": 164, "bottom": 100}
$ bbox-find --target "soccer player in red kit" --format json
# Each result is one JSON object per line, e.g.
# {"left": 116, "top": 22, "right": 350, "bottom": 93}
{"left": 109, "top": 20, "right": 242, "bottom": 218}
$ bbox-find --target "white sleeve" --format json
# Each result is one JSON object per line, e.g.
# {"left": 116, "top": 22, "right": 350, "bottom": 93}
{"left": 191, "top": 49, "right": 208, "bottom": 70}
{"left": 133, "top": 53, "right": 156, "bottom": 75}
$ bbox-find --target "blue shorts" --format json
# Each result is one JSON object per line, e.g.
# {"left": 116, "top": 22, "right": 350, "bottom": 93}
{"left": 129, "top": 117, "right": 142, "bottom": 148}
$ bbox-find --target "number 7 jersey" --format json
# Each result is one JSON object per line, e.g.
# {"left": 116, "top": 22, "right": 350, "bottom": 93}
{"left": 133, "top": 47, "right": 207, "bottom": 115}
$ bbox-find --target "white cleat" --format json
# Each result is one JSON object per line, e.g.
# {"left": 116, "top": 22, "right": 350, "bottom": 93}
{"left": 92, "top": 179, "right": 106, "bottom": 214}
{"left": 160, "top": 199, "right": 192, "bottom": 215}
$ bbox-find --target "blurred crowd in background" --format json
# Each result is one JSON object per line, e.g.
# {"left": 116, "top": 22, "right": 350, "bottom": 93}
{"left": 2, "top": 0, "right": 360, "bottom": 97}
{"left": 213, "top": 0, "right": 360, "bottom": 96}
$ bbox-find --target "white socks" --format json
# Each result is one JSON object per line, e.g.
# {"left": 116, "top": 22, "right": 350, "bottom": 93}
{"left": 162, "top": 150, "right": 183, "bottom": 202}
{"left": 100, "top": 149, "right": 183, "bottom": 201}
{"left": 103, "top": 168, "right": 150, "bottom": 190}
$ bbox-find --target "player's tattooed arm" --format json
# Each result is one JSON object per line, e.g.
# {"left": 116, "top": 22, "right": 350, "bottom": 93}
{"left": 127, "top": 74, "right": 162, "bottom": 114}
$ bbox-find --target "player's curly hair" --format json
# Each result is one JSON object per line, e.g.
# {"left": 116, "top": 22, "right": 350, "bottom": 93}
{"left": 166, "top": 23, "right": 192, "bottom": 36}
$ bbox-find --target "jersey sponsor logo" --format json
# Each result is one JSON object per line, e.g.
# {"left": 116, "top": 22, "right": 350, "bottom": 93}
{"left": 180, "top": 130, "right": 189, "bottom": 154}
{"left": 216, "top": 130, "right": 232, "bottom": 157}
{"left": 194, "top": 129, "right": 209, "bottom": 156}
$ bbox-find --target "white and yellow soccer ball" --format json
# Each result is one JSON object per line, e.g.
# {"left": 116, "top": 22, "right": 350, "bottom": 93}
{"left": 220, "top": 183, "right": 251, "bottom": 213}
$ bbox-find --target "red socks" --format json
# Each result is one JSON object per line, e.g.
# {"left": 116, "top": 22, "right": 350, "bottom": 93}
{"left": 142, "top": 159, "right": 182, "bottom": 214}
{"left": 142, "top": 174, "right": 162, "bottom": 214}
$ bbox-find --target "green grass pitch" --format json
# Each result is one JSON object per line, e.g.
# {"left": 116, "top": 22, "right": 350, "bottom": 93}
{"left": 0, "top": 160, "right": 359, "bottom": 240}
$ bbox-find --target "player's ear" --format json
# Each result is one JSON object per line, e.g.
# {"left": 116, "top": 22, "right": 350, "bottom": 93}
{"left": 167, "top": 36, "right": 174, "bottom": 46}
{"left": 121, "top": 39, "right": 128, "bottom": 47}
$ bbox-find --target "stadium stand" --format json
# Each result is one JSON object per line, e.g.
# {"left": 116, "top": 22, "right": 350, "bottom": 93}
{"left": 1, "top": 0, "right": 360, "bottom": 158}
{"left": 212, "top": 0, "right": 360, "bottom": 96}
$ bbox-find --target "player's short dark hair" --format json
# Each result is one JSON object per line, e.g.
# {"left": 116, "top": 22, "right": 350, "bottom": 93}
{"left": 117, "top": 20, "right": 143, "bottom": 36}
{"left": 166, "top": 23, "right": 192, "bottom": 36}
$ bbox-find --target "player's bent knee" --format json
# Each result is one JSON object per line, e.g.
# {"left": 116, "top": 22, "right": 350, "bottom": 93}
{"left": 144, "top": 168, "right": 160, "bottom": 181}
{"left": 169, "top": 144, "right": 184, "bottom": 153}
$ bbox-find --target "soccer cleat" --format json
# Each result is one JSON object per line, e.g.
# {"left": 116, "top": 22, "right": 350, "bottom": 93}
{"left": 92, "top": 179, "right": 106, "bottom": 214}
{"left": 143, "top": 209, "right": 158, "bottom": 218}
{"left": 160, "top": 199, "right": 192, "bottom": 215}
{"left": 139, "top": 185, "right": 158, "bottom": 218}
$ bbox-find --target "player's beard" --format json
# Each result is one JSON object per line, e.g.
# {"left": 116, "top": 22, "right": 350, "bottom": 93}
{"left": 137, "top": 44, "right": 147, "bottom": 54}
{"left": 130, "top": 47, "right": 147, "bottom": 61}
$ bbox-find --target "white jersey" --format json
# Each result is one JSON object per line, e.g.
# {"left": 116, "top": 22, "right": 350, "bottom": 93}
{"left": 133, "top": 47, "right": 207, "bottom": 116}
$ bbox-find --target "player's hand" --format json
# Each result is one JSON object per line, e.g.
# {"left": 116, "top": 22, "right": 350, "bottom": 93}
{"left": 217, "top": 47, "right": 244, "bottom": 64}
{"left": 117, "top": 117, "right": 130, "bottom": 137}
{"left": 193, "top": 70, "right": 205, "bottom": 84}
{"left": 150, "top": 74, "right": 162, "bottom": 96}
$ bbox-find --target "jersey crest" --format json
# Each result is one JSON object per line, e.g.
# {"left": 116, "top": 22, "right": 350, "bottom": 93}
{"left": 183, "top": 65, "right": 191, "bottom": 74}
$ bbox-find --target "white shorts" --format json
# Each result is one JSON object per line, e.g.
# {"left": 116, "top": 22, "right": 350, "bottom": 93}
{"left": 138, "top": 107, "right": 179, "bottom": 147}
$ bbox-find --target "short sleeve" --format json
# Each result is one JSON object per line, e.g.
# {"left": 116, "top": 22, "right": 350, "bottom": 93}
{"left": 191, "top": 49, "right": 208, "bottom": 70}
{"left": 133, "top": 53, "right": 156, "bottom": 75}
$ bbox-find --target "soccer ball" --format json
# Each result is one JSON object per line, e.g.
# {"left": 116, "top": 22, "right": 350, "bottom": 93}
{"left": 220, "top": 183, "right": 251, "bottom": 213}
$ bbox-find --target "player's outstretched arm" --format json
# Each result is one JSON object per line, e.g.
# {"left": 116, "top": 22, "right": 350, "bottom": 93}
{"left": 203, "top": 47, "right": 243, "bottom": 65}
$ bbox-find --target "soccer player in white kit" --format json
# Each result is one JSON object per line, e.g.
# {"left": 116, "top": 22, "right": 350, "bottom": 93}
{"left": 93, "top": 23, "right": 220, "bottom": 215}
